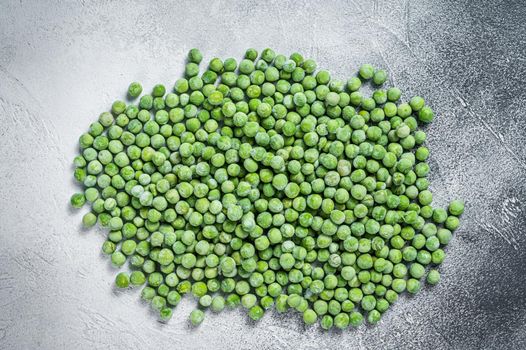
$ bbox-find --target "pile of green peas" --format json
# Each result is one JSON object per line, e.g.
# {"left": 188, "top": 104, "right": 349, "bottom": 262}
{"left": 71, "top": 47, "right": 464, "bottom": 329}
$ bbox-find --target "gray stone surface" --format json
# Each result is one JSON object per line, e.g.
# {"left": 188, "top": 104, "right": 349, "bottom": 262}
{"left": 0, "top": 0, "right": 525, "bottom": 349}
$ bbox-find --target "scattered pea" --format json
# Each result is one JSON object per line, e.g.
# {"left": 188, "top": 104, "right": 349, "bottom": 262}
{"left": 127, "top": 82, "right": 143, "bottom": 98}
{"left": 72, "top": 48, "right": 462, "bottom": 329}
{"left": 427, "top": 269, "right": 441, "bottom": 285}
{"left": 189, "top": 309, "right": 205, "bottom": 326}
{"left": 115, "top": 272, "right": 130, "bottom": 288}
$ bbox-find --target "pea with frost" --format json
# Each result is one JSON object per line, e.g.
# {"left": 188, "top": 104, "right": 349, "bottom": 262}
{"left": 71, "top": 47, "right": 463, "bottom": 328}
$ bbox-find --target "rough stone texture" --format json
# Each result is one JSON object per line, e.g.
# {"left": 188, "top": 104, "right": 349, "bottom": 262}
{"left": 0, "top": 0, "right": 525, "bottom": 349}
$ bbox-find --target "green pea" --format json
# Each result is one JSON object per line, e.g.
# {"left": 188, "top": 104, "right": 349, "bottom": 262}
{"left": 359, "top": 64, "right": 375, "bottom": 80}
{"left": 127, "top": 82, "right": 142, "bottom": 99}
{"left": 448, "top": 200, "right": 465, "bottom": 216}
{"left": 189, "top": 309, "right": 205, "bottom": 326}
{"left": 427, "top": 269, "right": 441, "bottom": 285}
{"left": 72, "top": 49, "right": 461, "bottom": 329}
{"left": 115, "top": 272, "right": 129, "bottom": 288}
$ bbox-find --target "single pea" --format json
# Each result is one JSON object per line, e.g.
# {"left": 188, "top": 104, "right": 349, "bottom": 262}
{"left": 432, "top": 249, "right": 446, "bottom": 264}
{"left": 433, "top": 208, "right": 448, "bottom": 224}
{"left": 127, "top": 82, "right": 143, "bottom": 98}
{"left": 387, "top": 87, "right": 401, "bottom": 102}
{"left": 359, "top": 64, "right": 375, "bottom": 80}
{"left": 111, "top": 100, "right": 126, "bottom": 115}
{"left": 70, "top": 193, "right": 86, "bottom": 208}
{"left": 406, "top": 279, "right": 421, "bottom": 294}
{"left": 419, "top": 106, "right": 434, "bottom": 123}
{"left": 334, "top": 313, "right": 350, "bottom": 329}
{"left": 130, "top": 271, "right": 146, "bottom": 286}
{"left": 186, "top": 49, "right": 204, "bottom": 66}
{"left": 159, "top": 308, "right": 173, "bottom": 322}
{"left": 245, "top": 48, "right": 258, "bottom": 61}
{"left": 115, "top": 272, "right": 130, "bottom": 288}
{"left": 82, "top": 212, "right": 97, "bottom": 227}
{"left": 373, "top": 69, "right": 387, "bottom": 85}
{"left": 349, "top": 311, "right": 363, "bottom": 327}
{"left": 101, "top": 241, "right": 115, "bottom": 255}
{"left": 445, "top": 216, "right": 460, "bottom": 231}
{"left": 347, "top": 77, "right": 361, "bottom": 92}
{"left": 209, "top": 58, "right": 224, "bottom": 73}
{"left": 211, "top": 296, "right": 225, "bottom": 313}
{"left": 303, "top": 309, "right": 317, "bottom": 325}
{"left": 248, "top": 305, "right": 264, "bottom": 321}
{"left": 437, "top": 228, "right": 453, "bottom": 245}
{"left": 448, "top": 200, "right": 465, "bottom": 216}
{"left": 410, "top": 96, "right": 425, "bottom": 111}
{"left": 321, "top": 315, "right": 334, "bottom": 330}
{"left": 367, "top": 310, "right": 381, "bottom": 324}
{"left": 427, "top": 269, "right": 441, "bottom": 285}
{"left": 189, "top": 309, "right": 205, "bottom": 326}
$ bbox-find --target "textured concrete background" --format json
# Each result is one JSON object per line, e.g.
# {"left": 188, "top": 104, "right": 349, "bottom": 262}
{"left": 1, "top": 0, "right": 525, "bottom": 349}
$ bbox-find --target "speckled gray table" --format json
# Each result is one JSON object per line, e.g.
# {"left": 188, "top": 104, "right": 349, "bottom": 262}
{"left": 1, "top": 0, "right": 525, "bottom": 349}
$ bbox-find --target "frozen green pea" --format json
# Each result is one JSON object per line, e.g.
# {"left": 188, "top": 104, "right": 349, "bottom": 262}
{"left": 189, "top": 309, "right": 205, "bottom": 326}
{"left": 448, "top": 200, "right": 465, "bottom": 216}
{"left": 71, "top": 49, "right": 461, "bottom": 329}
{"left": 128, "top": 82, "right": 143, "bottom": 98}
{"left": 115, "top": 272, "right": 129, "bottom": 288}
{"left": 359, "top": 64, "right": 374, "bottom": 80}
{"left": 427, "top": 269, "right": 441, "bottom": 285}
